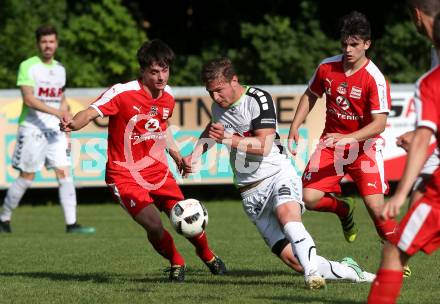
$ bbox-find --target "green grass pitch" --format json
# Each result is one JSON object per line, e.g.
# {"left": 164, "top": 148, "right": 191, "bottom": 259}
{"left": 0, "top": 198, "right": 439, "bottom": 304}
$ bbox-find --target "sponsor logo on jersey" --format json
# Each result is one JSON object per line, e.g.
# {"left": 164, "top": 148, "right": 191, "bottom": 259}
{"left": 328, "top": 108, "right": 362, "bottom": 120}
{"left": 38, "top": 87, "right": 63, "bottom": 98}
{"left": 336, "top": 82, "right": 348, "bottom": 95}
{"left": 149, "top": 106, "right": 158, "bottom": 117}
{"left": 336, "top": 95, "right": 350, "bottom": 110}
{"left": 349, "top": 86, "right": 362, "bottom": 99}
{"left": 278, "top": 185, "right": 291, "bottom": 197}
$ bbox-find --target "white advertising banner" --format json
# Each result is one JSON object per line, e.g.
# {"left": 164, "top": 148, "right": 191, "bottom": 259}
{"left": 0, "top": 84, "right": 416, "bottom": 188}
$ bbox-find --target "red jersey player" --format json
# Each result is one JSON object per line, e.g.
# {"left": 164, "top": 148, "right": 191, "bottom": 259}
{"left": 287, "top": 11, "right": 398, "bottom": 243}
{"left": 59, "top": 39, "right": 226, "bottom": 282}
{"left": 368, "top": 2, "right": 440, "bottom": 303}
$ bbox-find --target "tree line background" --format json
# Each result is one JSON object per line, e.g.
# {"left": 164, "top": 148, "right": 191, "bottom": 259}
{"left": 0, "top": 0, "right": 432, "bottom": 88}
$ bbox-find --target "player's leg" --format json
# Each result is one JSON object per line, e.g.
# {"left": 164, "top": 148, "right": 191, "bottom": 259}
{"left": 363, "top": 194, "right": 399, "bottom": 241}
{"left": 152, "top": 175, "right": 226, "bottom": 274}
{"left": 277, "top": 243, "right": 375, "bottom": 282}
{"left": 48, "top": 131, "right": 94, "bottom": 233}
{"left": 303, "top": 147, "right": 358, "bottom": 242}
{"left": 367, "top": 242, "right": 408, "bottom": 303}
{"left": 109, "top": 182, "right": 186, "bottom": 281}
{"left": 0, "top": 128, "right": 45, "bottom": 232}
{"left": 402, "top": 174, "right": 431, "bottom": 277}
{"left": 0, "top": 171, "right": 34, "bottom": 233}
{"left": 274, "top": 166, "right": 325, "bottom": 289}
{"left": 275, "top": 202, "right": 325, "bottom": 289}
{"left": 349, "top": 148, "right": 398, "bottom": 241}
{"left": 369, "top": 198, "right": 440, "bottom": 303}
{"left": 261, "top": 211, "right": 374, "bottom": 282}
{"left": 54, "top": 167, "right": 77, "bottom": 224}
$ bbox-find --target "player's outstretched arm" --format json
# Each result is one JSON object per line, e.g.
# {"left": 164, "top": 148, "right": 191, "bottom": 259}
{"left": 60, "top": 107, "right": 99, "bottom": 132}
{"left": 182, "top": 123, "right": 215, "bottom": 177}
{"left": 382, "top": 127, "right": 433, "bottom": 220}
{"left": 287, "top": 89, "right": 317, "bottom": 155}
{"left": 165, "top": 122, "right": 185, "bottom": 174}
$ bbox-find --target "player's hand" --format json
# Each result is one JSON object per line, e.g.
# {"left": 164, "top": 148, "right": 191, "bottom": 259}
{"left": 59, "top": 113, "right": 74, "bottom": 132}
{"left": 208, "top": 122, "right": 231, "bottom": 143}
{"left": 287, "top": 128, "right": 300, "bottom": 155}
{"left": 396, "top": 131, "right": 415, "bottom": 152}
{"left": 57, "top": 109, "right": 71, "bottom": 120}
{"left": 181, "top": 155, "right": 197, "bottom": 178}
{"left": 381, "top": 193, "right": 407, "bottom": 220}
{"left": 173, "top": 156, "right": 184, "bottom": 176}
{"left": 323, "top": 133, "right": 356, "bottom": 147}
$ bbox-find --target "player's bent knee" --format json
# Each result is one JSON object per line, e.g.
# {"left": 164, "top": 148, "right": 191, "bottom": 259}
{"left": 134, "top": 206, "right": 164, "bottom": 235}
{"left": 275, "top": 202, "right": 302, "bottom": 225}
{"left": 302, "top": 189, "right": 322, "bottom": 209}
{"left": 20, "top": 171, "right": 35, "bottom": 181}
{"left": 54, "top": 167, "right": 70, "bottom": 180}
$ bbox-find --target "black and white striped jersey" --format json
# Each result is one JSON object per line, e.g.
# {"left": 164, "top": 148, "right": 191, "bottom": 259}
{"left": 211, "top": 86, "right": 290, "bottom": 187}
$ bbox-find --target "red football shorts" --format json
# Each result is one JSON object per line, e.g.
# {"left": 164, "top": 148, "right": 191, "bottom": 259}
{"left": 302, "top": 143, "right": 388, "bottom": 196}
{"left": 107, "top": 171, "right": 184, "bottom": 217}
{"left": 394, "top": 198, "right": 440, "bottom": 256}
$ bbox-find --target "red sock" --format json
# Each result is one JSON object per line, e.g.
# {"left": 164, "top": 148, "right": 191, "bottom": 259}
{"left": 374, "top": 219, "right": 399, "bottom": 242}
{"left": 313, "top": 194, "right": 349, "bottom": 218}
{"left": 368, "top": 269, "right": 403, "bottom": 304}
{"left": 187, "top": 231, "right": 215, "bottom": 262}
{"left": 148, "top": 229, "right": 185, "bottom": 266}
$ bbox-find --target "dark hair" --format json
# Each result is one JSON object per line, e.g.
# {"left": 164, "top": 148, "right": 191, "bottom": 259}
{"left": 201, "top": 57, "right": 236, "bottom": 85}
{"left": 408, "top": 0, "right": 440, "bottom": 17}
{"left": 136, "top": 39, "right": 175, "bottom": 70}
{"left": 340, "top": 11, "right": 371, "bottom": 42}
{"left": 35, "top": 25, "right": 57, "bottom": 42}
{"left": 434, "top": 12, "right": 440, "bottom": 48}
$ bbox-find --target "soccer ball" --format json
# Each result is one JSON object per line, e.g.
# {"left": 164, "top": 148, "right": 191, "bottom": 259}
{"left": 170, "top": 199, "right": 208, "bottom": 237}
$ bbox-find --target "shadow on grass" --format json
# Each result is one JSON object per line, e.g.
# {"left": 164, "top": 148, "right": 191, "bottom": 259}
{"left": 0, "top": 271, "right": 115, "bottom": 283}
{"left": 188, "top": 267, "right": 296, "bottom": 277}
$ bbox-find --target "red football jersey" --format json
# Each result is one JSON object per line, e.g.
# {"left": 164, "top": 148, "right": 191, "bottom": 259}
{"left": 90, "top": 80, "right": 174, "bottom": 179}
{"left": 415, "top": 65, "right": 440, "bottom": 202}
{"left": 308, "top": 55, "right": 391, "bottom": 138}
{"left": 416, "top": 65, "right": 440, "bottom": 144}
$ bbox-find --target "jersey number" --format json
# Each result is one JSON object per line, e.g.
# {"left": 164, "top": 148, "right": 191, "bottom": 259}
{"left": 145, "top": 118, "right": 160, "bottom": 132}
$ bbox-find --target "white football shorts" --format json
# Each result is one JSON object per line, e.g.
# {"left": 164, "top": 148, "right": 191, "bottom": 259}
{"left": 240, "top": 163, "right": 304, "bottom": 249}
{"left": 413, "top": 148, "right": 440, "bottom": 191}
{"left": 420, "top": 147, "right": 440, "bottom": 175}
{"left": 11, "top": 126, "right": 71, "bottom": 173}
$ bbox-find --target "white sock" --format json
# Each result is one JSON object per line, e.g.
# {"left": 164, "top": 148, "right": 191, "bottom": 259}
{"left": 316, "top": 255, "right": 360, "bottom": 282}
{"left": 283, "top": 222, "right": 319, "bottom": 277}
{"left": 58, "top": 177, "right": 77, "bottom": 225}
{"left": 1, "top": 177, "right": 32, "bottom": 221}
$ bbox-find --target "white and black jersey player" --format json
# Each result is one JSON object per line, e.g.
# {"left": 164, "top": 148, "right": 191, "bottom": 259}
{"left": 183, "top": 58, "right": 375, "bottom": 289}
